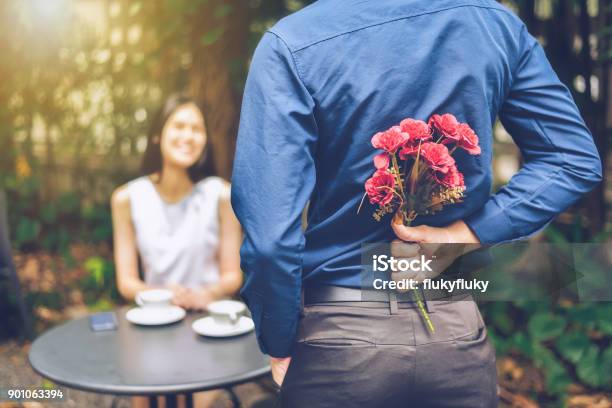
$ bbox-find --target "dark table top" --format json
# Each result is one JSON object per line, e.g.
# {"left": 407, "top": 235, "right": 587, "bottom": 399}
{"left": 28, "top": 306, "right": 270, "bottom": 395}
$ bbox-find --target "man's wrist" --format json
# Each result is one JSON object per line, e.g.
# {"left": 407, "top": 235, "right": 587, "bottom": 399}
{"left": 449, "top": 220, "right": 481, "bottom": 244}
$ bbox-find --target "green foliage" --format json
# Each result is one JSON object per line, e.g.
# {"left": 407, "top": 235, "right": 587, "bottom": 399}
{"left": 6, "top": 184, "right": 113, "bottom": 252}
{"left": 15, "top": 216, "right": 41, "bottom": 245}
{"left": 214, "top": 4, "right": 234, "bottom": 19}
{"left": 528, "top": 313, "right": 566, "bottom": 341}
{"left": 82, "top": 204, "right": 113, "bottom": 243}
{"left": 487, "top": 302, "right": 515, "bottom": 334}
{"left": 556, "top": 331, "right": 592, "bottom": 364}
{"left": 25, "top": 291, "right": 64, "bottom": 311}
{"left": 41, "top": 229, "right": 72, "bottom": 254}
{"left": 483, "top": 220, "right": 612, "bottom": 399}
{"left": 84, "top": 257, "right": 108, "bottom": 287}
{"left": 201, "top": 27, "right": 224, "bottom": 46}
{"left": 575, "top": 347, "right": 607, "bottom": 388}
{"left": 533, "top": 342, "right": 572, "bottom": 394}
{"left": 483, "top": 301, "right": 612, "bottom": 401}
{"left": 88, "top": 298, "right": 115, "bottom": 313}
{"left": 80, "top": 256, "right": 120, "bottom": 305}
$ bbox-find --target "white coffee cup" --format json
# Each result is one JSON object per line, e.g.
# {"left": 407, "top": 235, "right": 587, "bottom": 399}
{"left": 135, "top": 289, "right": 173, "bottom": 308}
{"left": 208, "top": 300, "right": 246, "bottom": 326}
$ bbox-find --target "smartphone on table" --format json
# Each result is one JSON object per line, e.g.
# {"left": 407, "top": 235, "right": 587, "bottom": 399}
{"left": 89, "top": 312, "right": 118, "bottom": 331}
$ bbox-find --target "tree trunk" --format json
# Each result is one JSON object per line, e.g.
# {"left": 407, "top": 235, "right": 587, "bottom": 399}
{"left": 188, "top": 1, "right": 251, "bottom": 180}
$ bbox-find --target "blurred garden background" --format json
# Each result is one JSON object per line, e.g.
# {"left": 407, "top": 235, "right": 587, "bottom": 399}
{"left": 0, "top": 0, "right": 610, "bottom": 407}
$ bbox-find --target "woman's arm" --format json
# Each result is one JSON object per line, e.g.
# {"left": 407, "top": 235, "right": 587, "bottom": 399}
{"left": 208, "top": 183, "right": 244, "bottom": 299}
{"left": 111, "top": 186, "right": 148, "bottom": 301}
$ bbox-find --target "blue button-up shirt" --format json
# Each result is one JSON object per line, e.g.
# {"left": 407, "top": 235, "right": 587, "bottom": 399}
{"left": 231, "top": 0, "right": 602, "bottom": 357}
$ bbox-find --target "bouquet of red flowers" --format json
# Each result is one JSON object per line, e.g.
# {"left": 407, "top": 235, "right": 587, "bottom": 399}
{"left": 362, "top": 113, "right": 480, "bottom": 225}
{"left": 360, "top": 113, "right": 481, "bottom": 332}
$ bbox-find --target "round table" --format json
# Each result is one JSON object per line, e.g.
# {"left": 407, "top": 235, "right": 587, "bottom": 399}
{"left": 29, "top": 307, "right": 270, "bottom": 408}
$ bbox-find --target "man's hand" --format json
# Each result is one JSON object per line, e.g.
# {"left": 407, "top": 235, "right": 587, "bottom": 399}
{"left": 270, "top": 357, "right": 292, "bottom": 387}
{"left": 389, "top": 220, "right": 481, "bottom": 286}
{"left": 391, "top": 219, "right": 481, "bottom": 245}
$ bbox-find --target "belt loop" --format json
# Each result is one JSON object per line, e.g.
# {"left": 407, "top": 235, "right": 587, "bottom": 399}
{"left": 389, "top": 290, "right": 399, "bottom": 315}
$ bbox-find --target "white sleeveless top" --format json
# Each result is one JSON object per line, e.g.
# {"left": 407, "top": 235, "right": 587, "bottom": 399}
{"left": 127, "top": 176, "right": 228, "bottom": 289}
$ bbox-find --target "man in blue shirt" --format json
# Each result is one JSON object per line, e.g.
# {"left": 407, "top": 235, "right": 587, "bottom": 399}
{"left": 232, "top": 0, "right": 602, "bottom": 406}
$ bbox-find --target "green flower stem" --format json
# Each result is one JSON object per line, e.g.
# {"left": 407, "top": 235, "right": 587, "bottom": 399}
{"left": 391, "top": 153, "right": 408, "bottom": 223}
{"left": 412, "top": 287, "right": 435, "bottom": 334}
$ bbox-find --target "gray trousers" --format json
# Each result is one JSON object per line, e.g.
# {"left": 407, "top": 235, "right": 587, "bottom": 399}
{"left": 275, "top": 296, "right": 498, "bottom": 408}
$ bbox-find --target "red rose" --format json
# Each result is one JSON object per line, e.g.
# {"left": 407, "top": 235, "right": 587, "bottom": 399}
{"left": 373, "top": 153, "right": 390, "bottom": 170}
{"left": 455, "top": 123, "right": 481, "bottom": 155}
{"left": 419, "top": 142, "right": 455, "bottom": 174}
{"left": 428, "top": 113, "right": 460, "bottom": 140}
{"left": 400, "top": 118, "right": 432, "bottom": 142}
{"left": 436, "top": 165, "right": 465, "bottom": 189}
{"left": 371, "top": 126, "right": 410, "bottom": 153}
{"left": 365, "top": 170, "right": 396, "bottom": 205}
{"left": 398, "top": 143, "right": 421, "bottom": 160}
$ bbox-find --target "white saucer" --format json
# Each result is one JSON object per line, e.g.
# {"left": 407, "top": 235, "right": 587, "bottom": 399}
{"left": 126, "top": 306, "right": 186, "bottom": 326}
{"left": 192, "top": 316, "right": 255, "bottom": 338}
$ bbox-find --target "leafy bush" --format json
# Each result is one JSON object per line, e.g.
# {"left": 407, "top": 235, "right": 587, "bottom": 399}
{"left": 482, "top": 222, "right": 612, "bottom": 403}
{"left": 485, "top": 301, "right": 611, "bottom": 398}
{"left": 4, "top": 175, "right": 113, "bottom": 253}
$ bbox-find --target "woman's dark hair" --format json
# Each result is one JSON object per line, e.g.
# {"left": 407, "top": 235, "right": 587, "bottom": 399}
{"left": 141, "top": 94, "right": 215, "bottom": 182}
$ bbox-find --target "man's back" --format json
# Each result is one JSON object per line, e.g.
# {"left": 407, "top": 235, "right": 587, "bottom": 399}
{"left": 232, "top": 0, "right": 601, "bottom": 357}
{"left": 267, "top": 0, "right": 521, "bottom": 285}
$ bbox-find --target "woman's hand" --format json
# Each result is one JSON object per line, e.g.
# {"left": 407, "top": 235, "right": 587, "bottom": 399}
{"left": 168, "top": 283, "right": 189, "bottom": 303}
{"left": 169, "top": 284, "right": 215, "bottom": 311}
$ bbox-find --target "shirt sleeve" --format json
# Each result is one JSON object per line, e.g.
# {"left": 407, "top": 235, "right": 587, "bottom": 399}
{"left": 231, "top": 32, "right": 318, "bottom": 357}
{"left": 464, "top": 26, "right": 602, "bottom": 244}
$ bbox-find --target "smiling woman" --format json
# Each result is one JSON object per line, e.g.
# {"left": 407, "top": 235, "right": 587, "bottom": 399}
{"left": 112, "top": 93, "right": 241, "bottom": 307}
{"left": 110, "top": 94, "right": 244, "bottom": 408}
{"left": 141, "top": 95, "right": 215, "bottom": 183}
